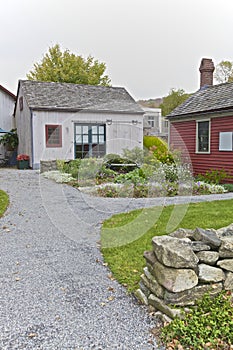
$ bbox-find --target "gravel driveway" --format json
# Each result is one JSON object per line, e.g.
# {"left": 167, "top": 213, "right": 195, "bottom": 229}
{"left": 1, "top": 169, "right": 233, "bottom": 350}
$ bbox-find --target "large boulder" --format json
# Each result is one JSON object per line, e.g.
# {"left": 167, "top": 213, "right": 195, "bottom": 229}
{"left": 198, "top": 264, "right": 225, "bottom": 283}
{"left": 193, "top": 227, "right": 221, "bottom": 249}
{"left": 152, "top": 258, "right": 198, "bottom": 293}
{"left": 164, "top": 283, "right": 223, "bottom": 306}
{"left": 148, "top": 294, "right": 183, "bottom": 319}
{"left": 224, "top": 272, "right": 233, "bottom": 290}
{"left": 217, "top": 259, "right": 233, "bottom": 272}
{"left": 152, "top": 236, "right": 199, "bottom": 269}
{"left": 196, "top": 251, "right": 219, "bottom": 265}
{"left": 219, "top": 237, "right": 233, "bottom": 258}
{"left": 141, "top": 267, "right": 165, "bottom": 299}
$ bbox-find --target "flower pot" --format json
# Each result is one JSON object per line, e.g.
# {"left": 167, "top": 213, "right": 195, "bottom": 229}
{"left": 17, "top": 160, "right": 29, "bottom": 170}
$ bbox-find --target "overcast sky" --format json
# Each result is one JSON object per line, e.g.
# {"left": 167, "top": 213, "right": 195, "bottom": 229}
{"left": 1, "top": 0, "right": 233, "bottom": 100}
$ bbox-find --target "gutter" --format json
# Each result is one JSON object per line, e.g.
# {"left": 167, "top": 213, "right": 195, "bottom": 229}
{"left": 30, "top": 110, "right": 34, "bottom": 168}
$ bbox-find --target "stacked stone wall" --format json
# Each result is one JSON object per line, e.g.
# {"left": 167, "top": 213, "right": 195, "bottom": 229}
{"left": 136, "top": 224, "right": 233, "bottom": 319}
{"left": 40, "top": 160, "right": 58, "bottom": 173}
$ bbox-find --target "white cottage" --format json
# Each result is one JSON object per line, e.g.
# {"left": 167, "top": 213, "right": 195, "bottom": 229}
{"left": 14, "top": 80, "right": 144, "bottom": 169}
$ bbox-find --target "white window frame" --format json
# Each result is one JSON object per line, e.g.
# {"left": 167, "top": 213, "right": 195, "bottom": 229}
{"left": 147, "top": 115, "right": 155, "bottom": 128}
{"left": 196, "top": 119, "right": 211, "bottom": 154}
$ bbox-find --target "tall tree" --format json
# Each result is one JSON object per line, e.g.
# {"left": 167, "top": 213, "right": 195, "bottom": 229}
{"left": 27, "top": 44, "right": 111, "bottom": 86}
{"left": 160, "top": 88, "right": 191, "bottom": 116}
{"left": 214, "top": 60, "right": 233, "bottom": 83}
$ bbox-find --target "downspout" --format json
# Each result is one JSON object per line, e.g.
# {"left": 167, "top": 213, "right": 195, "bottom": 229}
{"left": 30, "top": 110, "right": 34, "bottom": 169}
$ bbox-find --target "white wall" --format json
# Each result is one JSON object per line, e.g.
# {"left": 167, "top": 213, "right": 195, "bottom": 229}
{"left": 32, "top": 110, "right": 143, "bottom": 168}
{"left": 15, "top": 85, "right": 33, "bottom": 165}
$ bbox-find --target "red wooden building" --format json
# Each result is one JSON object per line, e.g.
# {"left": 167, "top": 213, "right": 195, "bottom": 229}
{"left": 167, "top": 58, "right": 233, "bottom": 182}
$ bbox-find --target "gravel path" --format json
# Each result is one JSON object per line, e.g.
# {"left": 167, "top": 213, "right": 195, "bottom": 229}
{"left": 1, "top": 169, "right": 233, "bottom": 350}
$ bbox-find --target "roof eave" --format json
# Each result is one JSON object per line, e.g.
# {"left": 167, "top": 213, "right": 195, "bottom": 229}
{"left": 0, "top": 85, "right": 16, "bottom": 100}
{"left": 30, "top": 107, "right": 144, "bottom": 115}
{"left": 166, "top": 106, "right": 233, "bottom": 120}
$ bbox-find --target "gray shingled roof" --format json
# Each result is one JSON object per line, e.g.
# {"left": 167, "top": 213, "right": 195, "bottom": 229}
{"left": 19, "top": 80, "right": 143, "bottom": 114}
{"left": 166, "top": 82, "right": 233, "bottom": 118}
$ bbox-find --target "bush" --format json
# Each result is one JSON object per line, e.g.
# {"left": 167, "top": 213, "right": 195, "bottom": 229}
{"left": 143, "top": 135, "right": 174, "bottom": 163}
{"left": 196, "top": 168, "right": 230, "bottom": 184}
{"left": 223, "top": 183, "right": 233, "bottom": 192}
{"left": 103, "top": 154, "right": 138, "bottom": 173}
{"left": 57, "top": 159, "right": 81, "bottom": 179}
{"left": 122, "top": 147, "right": 145, "bottom": 166}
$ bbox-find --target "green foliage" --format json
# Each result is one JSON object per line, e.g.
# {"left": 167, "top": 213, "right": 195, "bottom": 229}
{"left": 0, "top": 129, "right": 18, "bottom": 150}
{"left": 161, "top": 292, "right": 233, "bottom": 349}
{"left": 57, "top": 159, "right": 81, "bottom": 179}
{"left": 114, "top": 168, "right": 146, "bottom": 185}
{"left": 143, "top": 136, "right": 174, "bottom": 163}
{"left": 27, "top": 44, "right": 111, "bottom": 86}
{"left": 196, "top": 168, "right": 230, "bottom": 184}
{"left": 0, "top": 190, "right": 9, "bottom": 217}
{"left": 214, "top": 60, "right": 233, "bottom": 83}
{"left": 97, "top": 185, "right": 119, "bottom": 198}
{"left": 160, "top": 88, "right": 191, "bottom": 116}
{"left": 223, "top": 183, "right": 233, "bottom": 192}
{"left": 78, "top": 158, "right": 103, "bottom": 185}
{"left": 103, "top": 154, "right": 138, "bottom": 173}
{"left": 122, "top": 147, "right": 145, "bottom": 166}
{"left": 96, "top": 166, "right": 116, "bottom": 184}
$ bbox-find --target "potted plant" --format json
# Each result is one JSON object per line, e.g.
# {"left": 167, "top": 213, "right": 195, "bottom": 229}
{"left": 17, "top": 154, "right": 29, "bottom": 170}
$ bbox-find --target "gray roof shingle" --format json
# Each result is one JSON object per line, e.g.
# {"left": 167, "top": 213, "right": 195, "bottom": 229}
{"left": 167, "top": 82, "right": 233, "bottom": 118}
{"left": 19, "top": 80, "right": 143, "bottom": 114}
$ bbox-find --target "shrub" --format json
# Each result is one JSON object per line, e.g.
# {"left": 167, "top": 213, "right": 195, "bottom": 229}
{"left": 103, "top": 154, "right": 138, "bottom": 173}
{"left": 96, "top": 165, "right": 116, "bottom": 184}
{"left": 122, "top": 147, "right": 145, "bottom": 166}
{"left": 97, "top": 185, "right": 119, "bottom": 198}
{"left": 196, "top": 168, "right": 230, "bottom": 184}
{"left": 57, "top": 159, "right": 81, "bottom": 179}
{"left": 193, "top": 181, "right": 227, "bottom": 195}
{"left": 143, "top": 135, "right": 174, "bottom": 163}
{"left": 223, "top": 183, "right": 233, "bottom": 192}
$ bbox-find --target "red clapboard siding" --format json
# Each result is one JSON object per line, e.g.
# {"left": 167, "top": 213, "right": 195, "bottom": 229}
{"left": 170, "top": 116, "right": 233, "bottom": 183}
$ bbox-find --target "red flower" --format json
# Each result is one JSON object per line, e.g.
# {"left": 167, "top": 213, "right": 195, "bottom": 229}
{"left": 17, "top": 154, "right": 29, "bottom": 161}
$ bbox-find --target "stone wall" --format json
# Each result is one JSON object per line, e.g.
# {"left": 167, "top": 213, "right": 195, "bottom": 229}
{"left": 40, "top": 160, "right": 58, "bottom": 173}
{"left": 135, "top": 224, "right": 233, "bottom": 319}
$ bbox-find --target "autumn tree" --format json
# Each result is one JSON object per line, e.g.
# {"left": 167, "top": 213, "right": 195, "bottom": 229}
{"left": 214, "top": 60, "right": 233, "bottom": 83}
{"left": 160, "top": 88, "right": 191, "bottom": 116}
{"left": 27, "top": 44, "right": 111, "bottom": 86}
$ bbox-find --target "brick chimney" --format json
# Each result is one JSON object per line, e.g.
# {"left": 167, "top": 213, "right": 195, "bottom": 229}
{"left": 199, "top": 58, "right": 215, "bottom": 88}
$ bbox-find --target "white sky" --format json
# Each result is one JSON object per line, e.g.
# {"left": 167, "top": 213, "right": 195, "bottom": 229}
{"left": 1, "top": 0, "right": 233, "bottom": 100}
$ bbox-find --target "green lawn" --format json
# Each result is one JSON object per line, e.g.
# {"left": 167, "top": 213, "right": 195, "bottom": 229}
{"left": 0, "top": 190, "right": 9, "bottom": 218}
{"left": 101, "top": 199, "right": 233, "bottom": 292}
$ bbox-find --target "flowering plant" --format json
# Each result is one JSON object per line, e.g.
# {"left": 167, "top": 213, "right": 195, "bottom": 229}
{"left": 17, "top": 154, "right": 29, "bottom": 161}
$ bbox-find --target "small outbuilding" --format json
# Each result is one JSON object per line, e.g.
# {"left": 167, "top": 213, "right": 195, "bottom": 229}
{"left": 14, "top": 80, "right": 144, "bottom": 169}
{"left": 166, "top": 58, "right": 233, "bottom": 182}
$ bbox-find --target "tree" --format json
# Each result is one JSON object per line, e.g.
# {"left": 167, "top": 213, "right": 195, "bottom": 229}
{"left": 214, "top": 60, "right": 233, "bottom": 83}
{"left": 27, "top": 44, "right": 111, "bottom": 86}
{"left": 160, "top": 88, "right": 191, "bottom": 116}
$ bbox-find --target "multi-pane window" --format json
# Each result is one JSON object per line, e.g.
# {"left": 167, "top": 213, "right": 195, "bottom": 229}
{"left": 147, "top": 115, "right": 155, "bottom": 128}
{"left": 75, "top": 124, "right": 106, "bottom": 158}
{"left": 196, "top": 120, "right": 210, "bottom": 153}
{"left": 45, "top": 125, "right": 62, "bottom": 147}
